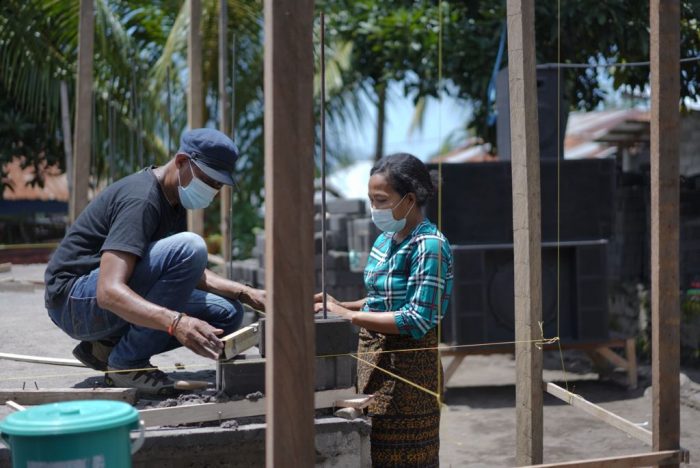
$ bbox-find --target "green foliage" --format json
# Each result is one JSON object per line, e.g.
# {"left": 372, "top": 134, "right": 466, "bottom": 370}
{"left": 321, "top": 0, "right": 700, "bottom": 148}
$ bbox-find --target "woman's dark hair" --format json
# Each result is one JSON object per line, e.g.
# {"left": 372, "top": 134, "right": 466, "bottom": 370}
{"left": 370, "top": 153, "right": 439, "bottom": 206}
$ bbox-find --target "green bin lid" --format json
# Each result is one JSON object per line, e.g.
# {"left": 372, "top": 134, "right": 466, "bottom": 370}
{"left": 0, "top": 400, "right": 139, "bottom": 436}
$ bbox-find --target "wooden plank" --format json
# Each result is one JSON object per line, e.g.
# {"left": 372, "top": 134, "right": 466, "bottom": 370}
{"left": 186, "top": 0, "right": 205, "bottom": 235}
{"left": 443, "top": 354, "right": 466, "bottom": 384}
{"left": 523, "top": 449, "right": 687, "bottom": 468}
{"left": 0, "top": 388, "right": 137, "bottom": 405}
{"left": 594, "top": 347, "right": 629, "bottom": 370}
{"left": 506, "top": 0, "right": 544, "bottom": 464}
{"left": 650, "top": 0, "right": 681, "bottom": 459}
{"left": 0, "top": 352, "right": 85, "bottom": 368}
{"left": 5, "top": 401, "right": 25, "bottom": 412}
{"left": 221, "top": 323, "right": 260, "bottom": 359}
{"left": 263, "top": 0, "right": 315, "bottom": 466}
{"left": 219, "top": 0, "right": 233, "bottom": 277}
{"left": 60, "top": 80, "right": 73, "bottom": 195}
{"left": 334, "top": 394, "right": 374, "bottom": 409}
{"left": 545, "top": 382, "right": 652, "bottom": 446}
{"left": 140, "top": 388, "right": 354, "bottom": 428}
{"left": 70, "top": 0, "right": 94, "bottom": 223}
{"left": 625, "top": 338, "right": 638, "bottom": 390}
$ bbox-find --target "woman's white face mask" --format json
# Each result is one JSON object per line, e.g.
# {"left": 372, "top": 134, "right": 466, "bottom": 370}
{"left": 370, "top": 194, "right": 415, "bottom": 233}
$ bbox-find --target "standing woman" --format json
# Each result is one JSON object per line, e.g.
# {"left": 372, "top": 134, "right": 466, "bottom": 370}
{"left": 314, "top": 153, "right": 453, "bottom": 467}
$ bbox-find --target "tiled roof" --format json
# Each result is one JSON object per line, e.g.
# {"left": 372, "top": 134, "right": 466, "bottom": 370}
{"left": 1, "top": 157, "right": 68, "bottom": 202}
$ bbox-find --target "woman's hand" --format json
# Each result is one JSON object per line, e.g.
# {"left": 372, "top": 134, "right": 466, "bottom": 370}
{"left": 313, "top": 300, "right": 355, "bottom": 322}
{"left": 313, "top": 292, "right": 339, "bottom": 305}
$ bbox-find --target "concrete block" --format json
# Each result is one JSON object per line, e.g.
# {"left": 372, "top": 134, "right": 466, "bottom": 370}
{"left": 315, "top": 231, "right": 347, "bottom": 252}
{"left": 220, "top": 355, "right": 356, "bottom": 396}
{"left": 326, "top": 284, "right": 366, "bottom": 303}
{"left": 219, "top": 356, "right": 266, "bottom": 396}
{"left": 315, "top": 250, "right": 350, "bottom": 270}
{"left": 317, "top": 270, "right": 364, "bottom": 287}
{"left": 347, "top": 217, "right": 380, "bottom": 254}
{"left": 220, "top": 352, "right": 357, "bottom": 396}
{"left": 258, "top": 317, "right": 356, "bottom": 357}
{"left": 325, "top": 198, "right": 366, "bottom": 215}
{"left": 256, "top": 268, "right": 265, "bottom": 287}
{"left": 328, "top": 213, "right": 349, "bottom": 235}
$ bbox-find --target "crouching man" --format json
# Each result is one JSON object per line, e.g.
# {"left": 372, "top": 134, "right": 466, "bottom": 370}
{"left": 45, "top": 128, "right": 265, "bottom": 395}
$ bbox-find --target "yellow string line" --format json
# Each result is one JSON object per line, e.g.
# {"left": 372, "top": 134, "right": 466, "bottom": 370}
{"left": 350, "top": 353, "right": 444, "bottom": 405}
{"left": 0, "top": 335, "right": 560, "bottom": 384}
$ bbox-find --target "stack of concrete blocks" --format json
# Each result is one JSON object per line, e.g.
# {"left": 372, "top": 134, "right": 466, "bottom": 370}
{"left": 222, "top": 199, "right": 383, "bottom": 398}
{"left": 230, "top": 198, "right": 379, "bottom": 303}
{"left": 313, "top": 198, "right": 378, "bottom": 302}
{"left": 219, "top": 317, "right": 357, "bottom": 397}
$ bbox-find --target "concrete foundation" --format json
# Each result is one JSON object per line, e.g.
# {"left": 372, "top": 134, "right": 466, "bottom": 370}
{"left": 218, "top": 354, "right": 356, "bottom": 397}
{"left": 0, "top": 417, "right": 371, "bottom": 468}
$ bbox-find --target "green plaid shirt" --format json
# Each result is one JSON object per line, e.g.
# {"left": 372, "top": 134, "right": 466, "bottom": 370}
{"left": 363, "top": 219, "right": 454, "bottom": 339}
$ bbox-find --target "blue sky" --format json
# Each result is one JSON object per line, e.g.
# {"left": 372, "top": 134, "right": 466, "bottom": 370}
{"left": 338, "top": 82, "right": 470, "bottom": 163}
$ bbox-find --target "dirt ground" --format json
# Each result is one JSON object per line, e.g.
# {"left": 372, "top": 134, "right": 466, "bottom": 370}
{"left": 1, "top": 264, "right": 699, "bottom": 467}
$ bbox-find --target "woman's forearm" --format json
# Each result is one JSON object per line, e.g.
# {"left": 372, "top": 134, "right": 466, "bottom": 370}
{"left": 350, "top": 310, "right": 400, "bottom": 334}
{"left": 340, "top": 297, "right": 367, "bottom": 311}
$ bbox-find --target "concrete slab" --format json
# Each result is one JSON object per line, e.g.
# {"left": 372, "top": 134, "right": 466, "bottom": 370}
{"left": 0, "top": 417, "right": 371, "bottom": 467}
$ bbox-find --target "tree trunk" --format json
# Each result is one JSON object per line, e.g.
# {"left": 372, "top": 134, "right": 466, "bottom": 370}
{"left": 59, "top": 81, "right": 73, "bottom": 198}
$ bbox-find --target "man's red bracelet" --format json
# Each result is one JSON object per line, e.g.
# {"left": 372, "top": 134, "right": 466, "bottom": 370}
{"left": 168, "top": 312, "right": 185, "bottom": 336}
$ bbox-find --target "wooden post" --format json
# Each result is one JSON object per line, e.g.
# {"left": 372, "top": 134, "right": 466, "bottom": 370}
{"left": 263, "top": 0, "right": 315, "bottom": 467}
{"left": 60, "top": 81, "right": 73, "bottom": 199}
{"left": 187, "top": 0, "right": 205, "bottom": 235}
{"left": 219, "top": 0, "right": 232, "bottom": 275}
{"left": 70, "top": 0, "right": 94, "bottom": 223}
{"left": 506, "top": 0, "right": 543, "bottom": 464}
{"left": 650, "top": 0, "right": 681, "bottom": 461}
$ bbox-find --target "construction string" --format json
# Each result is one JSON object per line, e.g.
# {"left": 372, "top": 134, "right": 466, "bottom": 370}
{"left": 0, "top": 336, "right": 561, "bottom": 385}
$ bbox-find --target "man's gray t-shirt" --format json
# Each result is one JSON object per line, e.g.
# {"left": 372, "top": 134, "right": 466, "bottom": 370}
{"left": 45, "top": 167, "right": 186, "bottom": 309}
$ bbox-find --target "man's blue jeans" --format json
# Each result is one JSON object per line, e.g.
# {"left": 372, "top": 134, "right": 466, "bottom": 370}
{"left": 47, "top": 232, "right": 243, "bottom": 370}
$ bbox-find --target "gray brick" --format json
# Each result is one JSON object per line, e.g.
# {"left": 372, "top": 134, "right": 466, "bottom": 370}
{"left": 258, "top": 317, "right": 356, "bottom": 357}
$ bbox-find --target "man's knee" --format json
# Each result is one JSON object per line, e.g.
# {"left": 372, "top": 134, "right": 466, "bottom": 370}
{"left": 210, "top": 297, "right": 244, "bottom": 332}
{"left": 169, "top": 232, "right": 208, "bottom": 269}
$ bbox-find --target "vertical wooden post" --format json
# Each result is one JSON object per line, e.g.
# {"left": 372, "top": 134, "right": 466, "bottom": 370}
{"left": 187, "top": 0, "right": 205, "bottom": 235}
{"left": 219, "top": 0, "right": 232, "bottom": 275}
{"left": 70, "top": 0, "right": 94, "bottom": 223}
{"left": 263, "top": 0, "right": 315, "bottom": 466}
{"left": 506, "top": 0, "right": 543, "bottom": 464}
{"left": 60, "top": 81, "right": 73, "bottom": 199}
{"left": 650, "top": 0, "right": 681, "bottom": 461}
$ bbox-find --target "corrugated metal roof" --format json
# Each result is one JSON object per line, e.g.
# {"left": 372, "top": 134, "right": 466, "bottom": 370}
{"left": 433, "top": 108, "right": 650, "bottom": 163}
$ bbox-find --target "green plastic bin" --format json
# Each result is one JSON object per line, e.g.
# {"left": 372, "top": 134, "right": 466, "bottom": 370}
{"left": 0, "top": 400, "right": 144, "bottom": 468}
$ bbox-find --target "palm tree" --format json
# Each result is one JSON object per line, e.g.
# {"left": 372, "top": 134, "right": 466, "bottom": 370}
{"left": 0, "top": 0, "right": 174, "bottom": 189}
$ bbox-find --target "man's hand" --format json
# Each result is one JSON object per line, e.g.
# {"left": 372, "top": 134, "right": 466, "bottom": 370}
{"left": 313, "top": 301, "right": 355, "bottom": 321}
{"left": 240, "top": 287, "right": 266, "bottom": 311}
{"left": 173, "top": 315, "right": 224, "bottom": 359}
